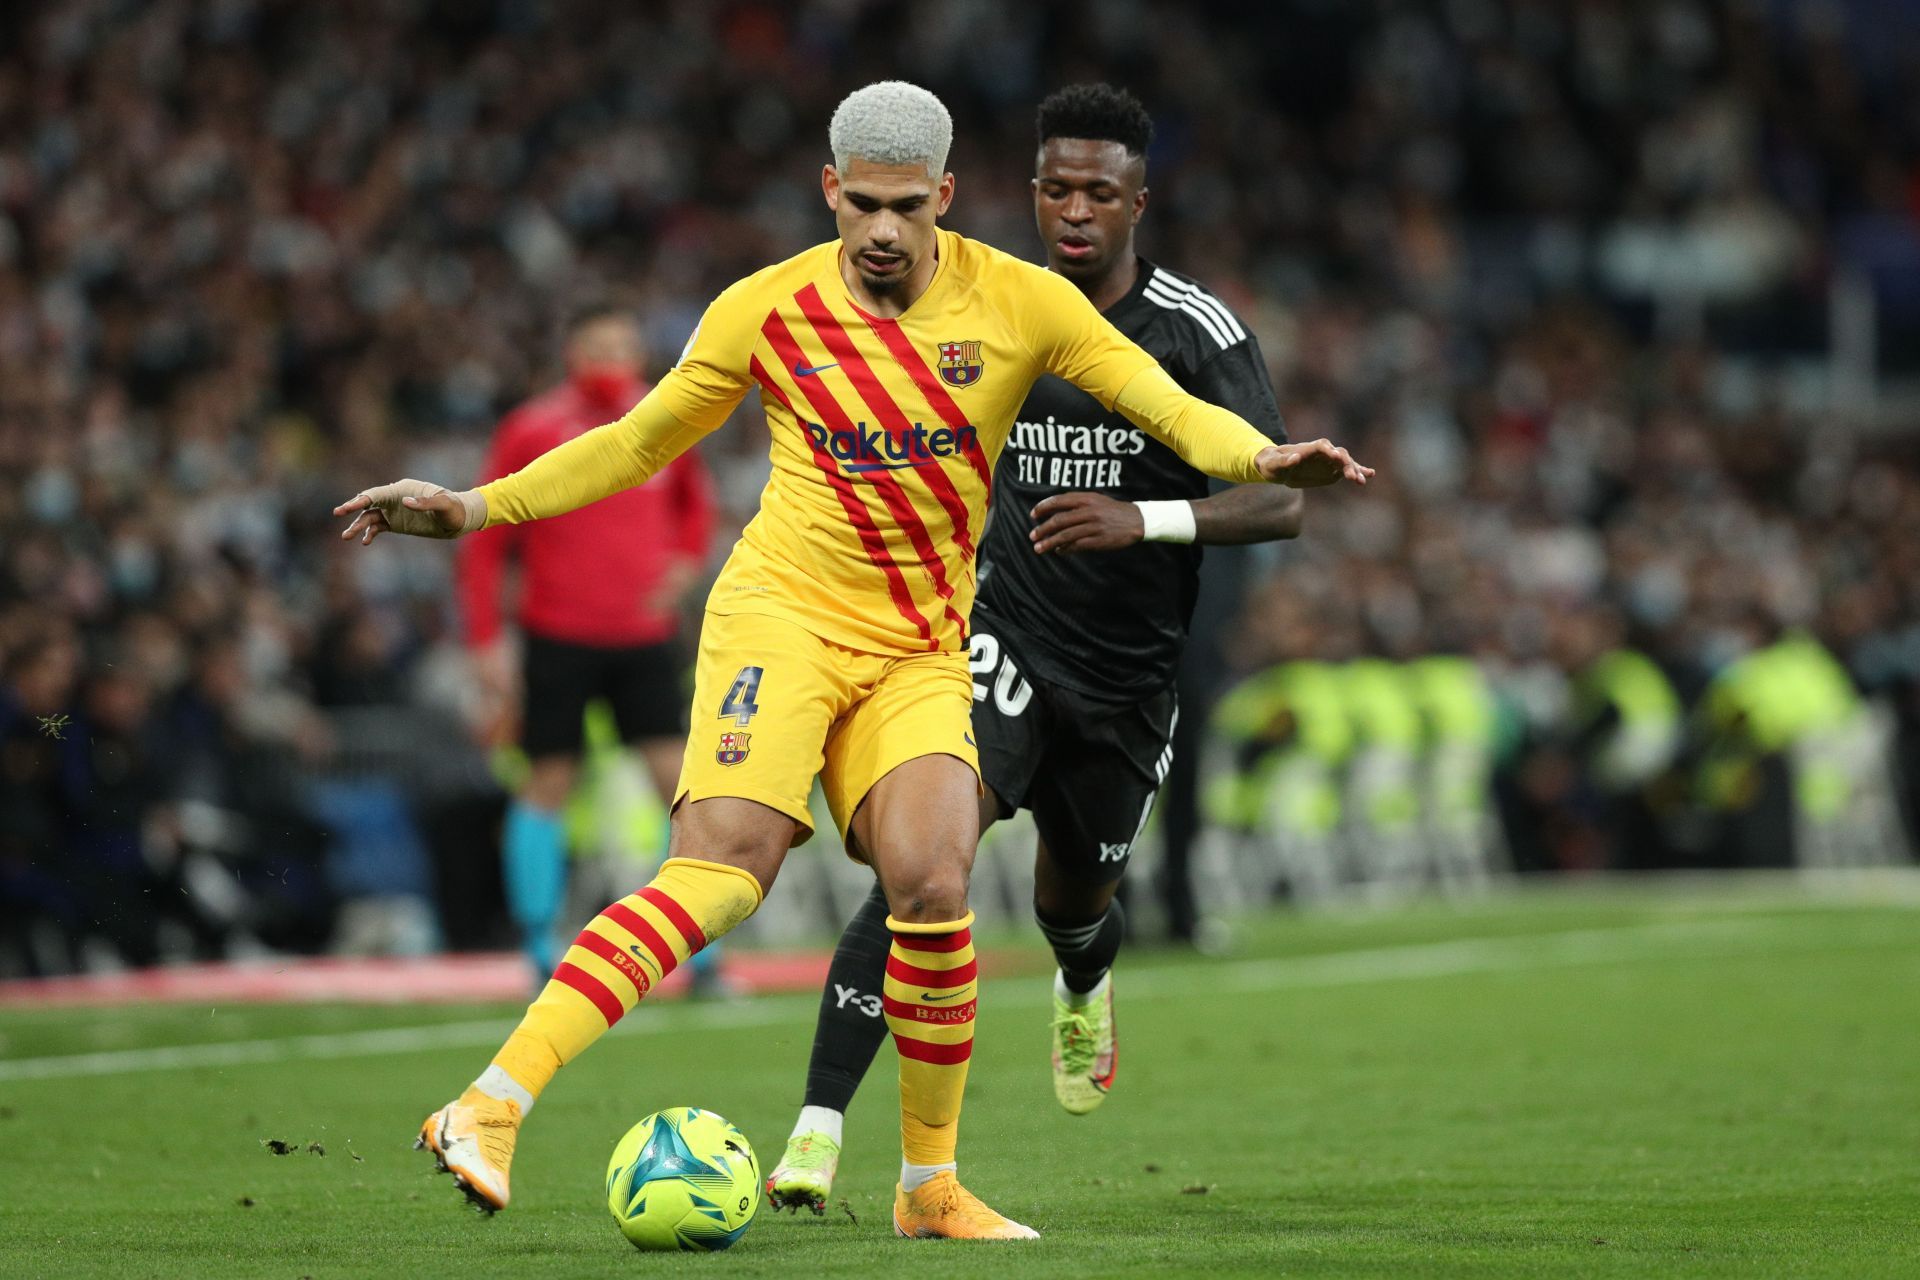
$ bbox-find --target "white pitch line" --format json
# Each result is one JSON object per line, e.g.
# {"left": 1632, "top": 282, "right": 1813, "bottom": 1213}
{"left": 1128, "top": 916, "right": 1773, "bottom": 998}
{"left": 0, "top": 914, "right": 1892, "bottom": 1084}
{"left": 0, "top": 1019, "right": 523, "bottom": 1084}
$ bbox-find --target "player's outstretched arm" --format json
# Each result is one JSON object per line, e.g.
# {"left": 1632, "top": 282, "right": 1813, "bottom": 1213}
{"left": 1253, "top": 438, "right": 1370, "bottom": 488}
{"left": 1021, "top": 267, "right": 1370, "bottom": 489}
{"left": 334, "top": 480, "right": 486, "bottom": 545}
{"left": 336, "top": 284, "right": 755, "bottom": 546}
{"left": 1112, "top": 364, "right": 1370, "bottom": 487}
{"left": 1102, "top": 368, "right": 1369, "bottom": 493}
{"left": 331, "top": 396, "right": 703, "bottom": 544}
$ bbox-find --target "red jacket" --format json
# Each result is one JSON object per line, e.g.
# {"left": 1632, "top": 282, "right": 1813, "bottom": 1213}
{"left": 456, "top": 377, "right": 716, "bottom": 650}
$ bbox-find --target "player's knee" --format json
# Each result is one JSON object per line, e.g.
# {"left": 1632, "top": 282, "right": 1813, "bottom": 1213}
{"left": 667, "top": 797, "right": 795, "bottom": 891}
{"left": 885, "top": 867, "right": 970, "bottom": 924}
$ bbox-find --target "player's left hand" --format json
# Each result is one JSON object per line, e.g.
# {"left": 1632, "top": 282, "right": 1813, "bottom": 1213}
{"left": 1028, "top": 491, "right": 1143, "bottom": 554}
{"left": 1256, "top": 440, "right": 1373, "bottom": 488}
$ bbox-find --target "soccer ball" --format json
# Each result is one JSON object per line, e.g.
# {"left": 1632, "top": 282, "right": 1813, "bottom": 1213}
{"left": 605, "top": 1107, "right": 760, "bottom": 1252}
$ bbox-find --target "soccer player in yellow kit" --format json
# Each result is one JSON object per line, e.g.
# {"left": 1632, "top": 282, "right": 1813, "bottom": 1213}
{"left": 335, "top": 80, "right": 1370, "bottom": 1241}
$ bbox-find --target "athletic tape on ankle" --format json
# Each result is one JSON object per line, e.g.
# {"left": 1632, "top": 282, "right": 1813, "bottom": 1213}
{"left": 473, "top": 1064, "right": 536, "bottom": 1113}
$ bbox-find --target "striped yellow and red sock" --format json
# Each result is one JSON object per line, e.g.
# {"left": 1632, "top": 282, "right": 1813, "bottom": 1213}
{"left": 481, "top": 858, "right": 762, "bottom": 1105}
{"left": 882, "top": 911, "right": 977, "bottom": 1170}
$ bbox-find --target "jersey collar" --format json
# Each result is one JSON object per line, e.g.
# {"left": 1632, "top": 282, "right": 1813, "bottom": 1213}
{"left": 1106, "top": 255, "right": 1158, "bottom": 318}
{"left": 1040, "top": 253, "right": 1157, "bottom": 318}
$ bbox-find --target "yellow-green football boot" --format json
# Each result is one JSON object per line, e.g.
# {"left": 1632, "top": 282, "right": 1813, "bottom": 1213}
{"left": 1050, "top": 973, "right": 1116, "bottom": 1115}
{"left": 766, "top": 1129, "right": 840, "bottom": 1214}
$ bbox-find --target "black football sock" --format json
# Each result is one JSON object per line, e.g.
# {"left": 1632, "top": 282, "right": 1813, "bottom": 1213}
{"left": 802, "top": 880, "right": 895, "bottom": 1113}
{"left": 1036, "top": 897, "right": 1126, "bottom": 995}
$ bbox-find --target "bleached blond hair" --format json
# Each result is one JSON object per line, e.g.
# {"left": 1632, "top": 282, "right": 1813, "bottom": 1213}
{"left": 828, "top": 80, "right": 953, "bottom": 177}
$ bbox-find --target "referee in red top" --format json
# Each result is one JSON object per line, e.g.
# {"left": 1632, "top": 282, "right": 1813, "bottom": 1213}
{"left": 456, "top": 304, "right": 715, "bottom": 980}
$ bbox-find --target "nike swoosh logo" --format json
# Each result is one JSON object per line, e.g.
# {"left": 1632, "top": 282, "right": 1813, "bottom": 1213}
{"left": 921, "top": 991, "right": 964, "bottom": 1002}
{"left": 794, "top": 361, "right": 838, "bottom": 377}
{"left": 964, "top": 732, "right": 975, "bottom": 747}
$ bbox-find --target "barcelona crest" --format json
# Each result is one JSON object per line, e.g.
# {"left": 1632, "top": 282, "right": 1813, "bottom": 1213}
{"left": 716, "top": 732, "right": 751, "bottom": 766}
{"left": 937, "top": 340, "right": 984, "bottom": 388}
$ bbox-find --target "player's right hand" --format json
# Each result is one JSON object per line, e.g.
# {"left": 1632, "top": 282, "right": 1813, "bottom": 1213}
{"left": 1028, "top": 491, "right": 1144, "bottom": 554}
{"left": 1256, "top": 440, "right": 1373, "bottom": 488}
{"left": 334, "top": 479, "right": 486, "bottom": 544}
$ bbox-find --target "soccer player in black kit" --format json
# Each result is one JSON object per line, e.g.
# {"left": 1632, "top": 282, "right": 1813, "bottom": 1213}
{"left": 767, "top": 84, "right": 1314, "bottom": 1212}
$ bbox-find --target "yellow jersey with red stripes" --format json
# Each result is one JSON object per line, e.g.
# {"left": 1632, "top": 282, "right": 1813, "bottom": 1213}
{"left": 479, "top": 227, "right": 1276, "bottom": 656}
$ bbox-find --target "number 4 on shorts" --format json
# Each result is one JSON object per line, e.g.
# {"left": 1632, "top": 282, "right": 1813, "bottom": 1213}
{"left": 719, "top": 666, "right": 764, "bottom": 726}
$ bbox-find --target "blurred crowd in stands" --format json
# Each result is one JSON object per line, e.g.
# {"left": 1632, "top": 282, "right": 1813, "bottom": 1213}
{"left": 2, "top": 0, "right": 1917, "bottom": 975}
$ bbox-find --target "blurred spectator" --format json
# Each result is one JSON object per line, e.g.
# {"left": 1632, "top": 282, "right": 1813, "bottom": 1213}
{"left": 454, "top": 302, "right": 715, "bottom": 981}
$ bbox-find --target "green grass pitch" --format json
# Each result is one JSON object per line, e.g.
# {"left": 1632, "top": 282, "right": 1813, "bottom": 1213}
{"left": 2, "top": 877, "right": 1917, "bottom": 1278}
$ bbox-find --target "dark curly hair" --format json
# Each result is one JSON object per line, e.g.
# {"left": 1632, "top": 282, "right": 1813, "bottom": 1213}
{"left": 1036, "top": 83, "right": 1154, "bottom": 159}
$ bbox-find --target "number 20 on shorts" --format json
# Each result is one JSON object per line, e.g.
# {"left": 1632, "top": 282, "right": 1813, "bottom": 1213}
{"left": 968, "top": 634, "right": 1032, "bottom": 716}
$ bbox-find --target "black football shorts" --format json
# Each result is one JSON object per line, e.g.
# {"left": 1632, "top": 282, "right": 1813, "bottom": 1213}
{"left": 967, "top": 616, "right": 1177, "bottom": 883}
{"left": 520, "top": 631, "right": 689, "bottom": 758}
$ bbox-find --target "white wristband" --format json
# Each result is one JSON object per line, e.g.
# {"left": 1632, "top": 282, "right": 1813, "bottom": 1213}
{"left": 1135, "top": 500, "right": 1197, "bottom": 544}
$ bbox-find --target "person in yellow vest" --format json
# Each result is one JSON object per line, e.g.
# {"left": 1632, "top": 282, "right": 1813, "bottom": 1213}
{"left": 1210, "top": 661, "right": 1355, "bottom": 901}
{"left": 1341, "top": 652, "right": 1425, "bottom": 893}
{"left": 1694, "top": 621, "right": 1860, "bottom": 867}
{"left": 1556, "top": 605, "right": 1683, "bottom": 869}
{"left": 1408, "top": 652, "right": 1504, "bottom": 889}
{"left": 1203, "top": 608, "right": 1354, "bottom": 903}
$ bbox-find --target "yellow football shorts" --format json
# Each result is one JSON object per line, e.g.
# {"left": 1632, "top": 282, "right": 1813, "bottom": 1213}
{"left": 673, "top": 609, "right": 979, "bottom": 844}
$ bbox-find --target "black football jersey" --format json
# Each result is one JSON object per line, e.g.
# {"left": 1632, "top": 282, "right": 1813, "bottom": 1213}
{"left": 976, "top": 258, "right": 1286, "bottom": 701}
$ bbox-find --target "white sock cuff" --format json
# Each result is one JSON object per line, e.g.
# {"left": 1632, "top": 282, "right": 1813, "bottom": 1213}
{"left": 793, "top": 1105, "right": 844, "bottom": 1146}
{"left": 473, "top": 1064, "right": 536, "bottom": 1114}
{"left": 1055, "top": 968, "right": 1111, "bottom": 1009}
{"left": 900, "top": 1159, "right": 957, "bottom": 1192}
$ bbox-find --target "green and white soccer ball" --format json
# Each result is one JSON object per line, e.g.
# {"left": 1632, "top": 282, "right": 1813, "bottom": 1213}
{"left": 605, "top": 1107, "right": 760, "bottom": 1252}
